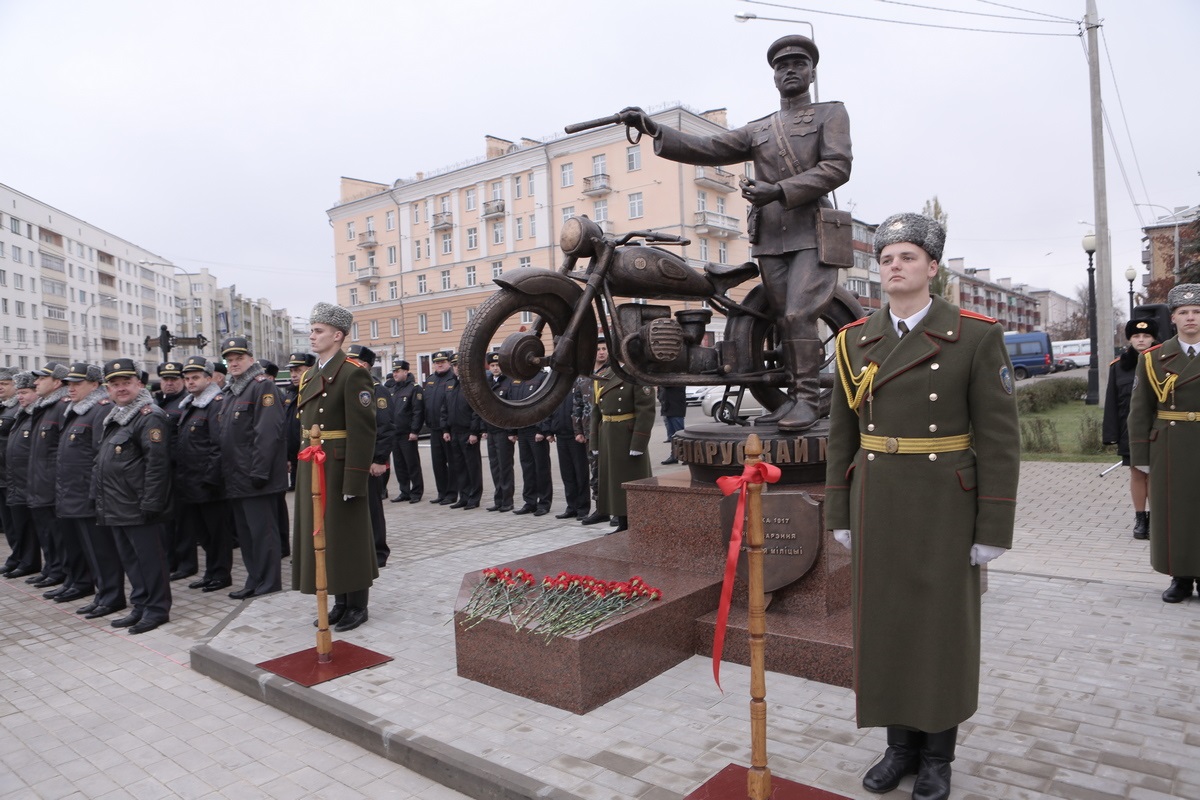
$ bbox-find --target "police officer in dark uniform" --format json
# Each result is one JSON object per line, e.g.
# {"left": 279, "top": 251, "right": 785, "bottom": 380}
{"left": 154, "top": 360, "right": 194, "bottom": 581}
{"left": 94, "top": 359, "right": 173, "bottom": 634}
{"left": 347, "top": 345, "right": 396, "bottom": 567}
{"left": 175, "top": 356, "right": 233, "bottom": 593}
{"left": 216, "top": 336, "right": 287, "bottom": 599}
{"left": 510, "top": 371, "right": 553, "bottom": 516}
{"left": 257, "top": 358, "right": 291, "bottom": 558}
{"left": 28, "top": 362, "right": 72, "bottom": 592}
{"left": 442, "top": 356, "right": 483, "bottom": 510}
{"left": 4, "top": 373, "right": 42, "bottom": 579}
{"left": 389, "top": 359, "right": 424, "bottom": 503}
{"left": 154, "top": 361, "right": 187, "bottom": 422}
{"left": 423, "top": 350, "right": 457, "bottom": 505}
{"left": 542, "top": 387, "right": 590, "bottom": 520}
{"left": 284, "top": 352, "right": 315, "bottom": 491}
{"left": 0, "top": 367, "right": 22, "bottom": 577}
{"left": 483, "top": 353, "right": 516, "bottom": 512}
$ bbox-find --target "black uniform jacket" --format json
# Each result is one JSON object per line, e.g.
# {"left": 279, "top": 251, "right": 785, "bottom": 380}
{"left": 217, "top": 367, "right": 288, "bottom": 499}
{"left": 370, "top": 380, "right": 396, "bottom": 464}
{"left": 391, "top": 375, "right": 425, "bottom": 436}
{"left": 27, "top": 391, "right": 71, "bottom": 508}
{"left": 423, "top": 370, "right": 454, "bottom": 431}
{"left": 1102, "top": 347, "right": 1139, "bottom": 457}
{"left": 4, "top": 406, "right": 34, "bottom": 504}
{"left": 0, "top": 400, "right": 19, "bottom": 483}
{"left": 93, "top": 396, "right": 173, "bottom": 527}
{"left": 175, "top": 385, "right": 226, "bottom": 505}
{"left": 441, "top": 375, "right": 483, "bottom": 434}
{"left": 56, "top": 389, "right": 111, "bottom": 519}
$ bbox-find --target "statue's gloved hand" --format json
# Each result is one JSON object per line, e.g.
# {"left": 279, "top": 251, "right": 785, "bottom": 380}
{"left": 970, "top": 544, "right": 1006, "bottom": 566}
{"left": 617, "top": 107, "right": 659, "bottom": 138}
{"left": 832, "top": 530, "right": 851, "bottom": 550}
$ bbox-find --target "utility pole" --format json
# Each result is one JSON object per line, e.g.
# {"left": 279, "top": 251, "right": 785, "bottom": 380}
{"left": 1085, "top": 0, "right": 1113, "bottom": 403}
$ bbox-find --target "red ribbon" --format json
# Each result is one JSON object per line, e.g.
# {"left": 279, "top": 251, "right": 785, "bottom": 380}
{"left": 712, "top": 461, "right": 781, "bottom": 690}
{"left": 297, "top": 444, "right": 327, "bottom": 537}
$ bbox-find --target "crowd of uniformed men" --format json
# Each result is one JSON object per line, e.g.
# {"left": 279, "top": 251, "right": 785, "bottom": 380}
{"left": 0, "top": 308, "right": 660, "bottom": 635}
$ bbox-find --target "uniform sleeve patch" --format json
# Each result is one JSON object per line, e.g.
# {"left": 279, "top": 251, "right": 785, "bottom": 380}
{"left": 359, "top": 390, "right": 372, "bottom": 407}
{"left": 149, "top": 428, "right": 163, "bottom": 442}
{"left": 376, "top": 397, "right": 388, "bottom": 409}
{"left": 999, "top": 366, "right": 1014, "bottom": 395}
{"left": 642, "top": 386, "right": 653, "bottom": 395}
{"left": 262, "top": 394, "right": 275, "bottom": 407}
{"left": 416, "top": 392, "right": 423, "bottom": 401}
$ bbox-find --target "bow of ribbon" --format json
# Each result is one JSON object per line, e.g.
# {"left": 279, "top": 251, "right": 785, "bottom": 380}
{"left": 297, "top": 443, "right": 327, "bottom": 537}
{"left": 711, "top": 461, "right": 782, "bottom": 690}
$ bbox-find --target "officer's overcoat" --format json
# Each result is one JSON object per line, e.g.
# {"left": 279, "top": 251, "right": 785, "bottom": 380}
{"left": 825, "top": 296, "right": 1019, "bottom": 733}
{"left": 587, "top": 368, "right": 655, "bottom": 516}
{"left": 1128, "top": 337, "right": 1200, "bottom": 577}
{"left": 291, "top": 350, "right": 378, "bottom": 596}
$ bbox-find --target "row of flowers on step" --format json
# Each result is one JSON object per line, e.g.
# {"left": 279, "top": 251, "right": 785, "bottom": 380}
{"left": 457, "top": 567, "right": 663, "bottom": 642}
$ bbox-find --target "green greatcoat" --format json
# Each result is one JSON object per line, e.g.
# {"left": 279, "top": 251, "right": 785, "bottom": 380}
{"left": 825, "top": 295, "right": 1020, "bottom": 733}
{"left": 1128, "top": 337, "right": 1200, "bottom": 577}
{"left": 291, "top": 349, "right": 378, "bottom": 596}
{"left": 587, "top": 367, "right": 656, "bottom": 517}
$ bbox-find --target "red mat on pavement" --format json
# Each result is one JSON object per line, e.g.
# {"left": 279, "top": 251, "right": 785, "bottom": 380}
{"left": 257, "top": 640, "right": 392, "bottom": 686}
{"left": 684, "top": 764, "right": 851, "bottom": 799}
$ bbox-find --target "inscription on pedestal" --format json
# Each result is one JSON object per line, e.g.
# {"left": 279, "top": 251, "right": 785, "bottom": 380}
{"left": 719, "top": 490, "right": 821, "bottom": 592}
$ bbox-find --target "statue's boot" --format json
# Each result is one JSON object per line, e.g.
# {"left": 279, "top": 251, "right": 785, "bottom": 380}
{"left": 777, "top": 340, "right": 822, "bottom": 432}
{"left": 754, "top": 397, "right": 796, "bottom": 425}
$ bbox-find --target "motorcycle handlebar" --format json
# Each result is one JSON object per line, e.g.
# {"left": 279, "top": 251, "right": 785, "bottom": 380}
{"left": 564, "top": 114, "right": 622, "bottom": 134}
{"left": 618, "top": 230, "right": 691, "bottom": 247}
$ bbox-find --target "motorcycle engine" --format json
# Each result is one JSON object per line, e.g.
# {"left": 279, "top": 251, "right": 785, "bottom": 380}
{"left": 616, "top": 303, "right": 718, "bottom": 374}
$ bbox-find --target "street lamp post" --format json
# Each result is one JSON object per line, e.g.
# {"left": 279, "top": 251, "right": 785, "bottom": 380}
{"left": 1083, "top": 233, "right": 1099, "bottom": 405}
{"left": 1125, "top": 266, "right": 1138, "bottom": 319}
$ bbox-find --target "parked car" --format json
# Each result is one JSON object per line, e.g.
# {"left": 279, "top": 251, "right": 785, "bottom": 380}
{"left": 700, "top": 386, "right": 765, "bottom": 424}
{"left": 1003, "top": 331, "right": 1054, "bottom": 380}
{"left": 684, "top": 385, "right": 708, "bottom": 406}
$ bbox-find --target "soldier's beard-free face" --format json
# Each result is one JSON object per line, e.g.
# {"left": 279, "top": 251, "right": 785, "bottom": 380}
{"left": 34, "top": 375, "right": 62, "bottom": 398}
{"left": 290, "top": 366, "right": 306, "bottom": 386}
{"left": 159, "top": 376, "right": 183, "bottom": 395}
{"left": 1129, "top": 333, "right": 1156, "bottom": 353}
{"left": 309, "top": 323, "right": 344, "bottom": 359}
{"left": 66, "top": 381, "right": 98, "bottom": 402}
{"left": 433, "top": 361, "right": 450, "bottom": 375}
{"left": 0, "top": 380, "right": 13, "bottom": 401}
{"left": 184, "top": 372, "right": 212, "bottom": 395}
{"left": 16, "top": 387, "right": 37, "bottom": 408}
{"left": 225, "top": 353, "right": 255, "bottom": 377}
{"left": 879, "top": 242, "right": 939, "bottom": 307}
{"left": 1172, "top": 306, "right": 1200, "bottom": 343}
{"left": 105, "top": 376, "right": 139, "bottom": 406}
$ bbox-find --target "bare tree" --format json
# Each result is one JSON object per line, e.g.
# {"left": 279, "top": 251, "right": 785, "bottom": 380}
{"left": 922, "top": 196, "right": 953, "bottom": 300}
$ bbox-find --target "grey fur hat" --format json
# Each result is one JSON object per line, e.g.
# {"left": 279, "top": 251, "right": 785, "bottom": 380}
{"left": 0, "top": 367, "right": 14, "bottom": 382}
{"left": 310, "top": 302, "right": 353, "bottom": 334}
{"left": 12, "top": 371, "right": 35, "bottom": 390}
{"left": 33, "top": 361, "right": 70, "bottom": 381}
{"left": 1167, "top": 283, "right": 1200, "bottom": 311}
{"left": 874, "top": 212, "right": 946, "bottom": 263}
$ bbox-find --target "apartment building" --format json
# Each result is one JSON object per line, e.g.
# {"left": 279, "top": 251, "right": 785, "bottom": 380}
{"left": 944, "top": 258, "right": 1041, "bottom": 332}
{"left": 1142, "top": 204, "right": 1199, "bottom": 283}
{"left": 0, "top": 183, "right": 290, "bottom": 373}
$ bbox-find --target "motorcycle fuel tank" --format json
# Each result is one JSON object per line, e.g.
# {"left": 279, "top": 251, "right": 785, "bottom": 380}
{"left": 605, "top": 246, "right": 714, "bottom": 300}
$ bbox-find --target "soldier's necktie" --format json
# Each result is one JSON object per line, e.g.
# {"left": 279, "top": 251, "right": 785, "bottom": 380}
{"left": 898, "top": 321, "right": 909, "bottom": 339}
{"left": 1189, "top": 346, "right": 1196, "bottom": 359}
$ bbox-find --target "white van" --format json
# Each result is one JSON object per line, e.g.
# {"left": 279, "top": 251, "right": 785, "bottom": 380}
{"left": 1052, "top": 339, "right": 1091, "bottom": 369}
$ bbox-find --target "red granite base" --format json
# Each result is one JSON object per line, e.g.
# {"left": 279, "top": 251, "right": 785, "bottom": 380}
{"left": 257, "top": 641, "right": 393, "bottom": 687}
{"left": 685, "top": 764, "right": 851, "bottom": 799}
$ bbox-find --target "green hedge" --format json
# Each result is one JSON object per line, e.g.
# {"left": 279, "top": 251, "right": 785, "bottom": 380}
{"left": 1015, "top": 378, "right": 1086, "bottom": 414}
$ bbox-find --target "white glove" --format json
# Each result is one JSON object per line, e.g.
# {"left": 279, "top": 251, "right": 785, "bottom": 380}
{"left": 1135, "top": 465, "right": 1149, "bottom": 474}
{"left": 832, "top": 530, "right": 851, "bottom": 550}
{"left": 970, "top": 544, "right": 1006, "bottom": 566}
{"left": 343, "top": 494, "right": 357, "bottom": 502}
{"left": 630, "top": 450, "right": 643, "bottom": 457}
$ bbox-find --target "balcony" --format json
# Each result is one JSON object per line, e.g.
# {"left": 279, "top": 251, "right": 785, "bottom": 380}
{"left": 482, "top": 199, "right": 505, "bottom": 219}
{"left": 596, "top": 219, "right": 615, "bottom": 234}
{"left": 357, "top": 230, "right": 378, "bottom": 249}
{"left": 431, "top": 212, "right": 453, "bottom": 230}
{"left": 693, "top": 211, "right": 741, "bottom": 239}
{"left": 582, "top": 174, "right": 611, "bottom": 196}
{"left": 694, "top": 166, "right": 737, "bottom": 193}
{"left": 355, "top": 266, "right": 381, "bottom": 285}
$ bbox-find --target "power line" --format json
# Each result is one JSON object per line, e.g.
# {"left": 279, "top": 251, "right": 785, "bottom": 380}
{"left": 974, "top": 0, "right": 1077, "bottom": 23}
{"left": 1100, "top": 27, "right": 1153, "bottom": 225}
{"left": 741, "top": 1, "right": 1080, "bottom": 36}
{"left": 869, "top": 0, "right": 1075, "bottom": 24}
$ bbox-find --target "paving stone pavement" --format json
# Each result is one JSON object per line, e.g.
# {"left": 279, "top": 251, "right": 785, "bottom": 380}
{"left": 4, "top": 415, "right": 1200, "bottom": 799}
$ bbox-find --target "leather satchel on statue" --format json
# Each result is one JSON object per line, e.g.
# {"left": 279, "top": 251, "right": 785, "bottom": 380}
{"left": 817, "top": 207, "right": 854, "bottom": 268}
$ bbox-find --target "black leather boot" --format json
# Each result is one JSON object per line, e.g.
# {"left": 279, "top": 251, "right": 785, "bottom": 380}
{"left": 911, "top": 726, "right": 956, "bottom": 800}
{"left": 863, "top": 727, "right": 922, "bottom": 793}
{"left": 1162, "top": 577, "right": 1194, "bottom": 603}
{"left": 1133, "top": 511, "right": 1149, "bottom": 540}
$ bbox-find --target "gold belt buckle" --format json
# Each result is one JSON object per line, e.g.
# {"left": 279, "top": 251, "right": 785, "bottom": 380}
{"left": 885, "top": 437, "right": 899, "bottom": 454}
{"left": 1189, "top": 412, "right": 1197, "bottom": 422}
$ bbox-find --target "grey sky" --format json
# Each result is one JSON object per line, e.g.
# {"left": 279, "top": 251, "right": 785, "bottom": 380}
{"left": 2, "top": 0, "right": 1194, "bottom": 317}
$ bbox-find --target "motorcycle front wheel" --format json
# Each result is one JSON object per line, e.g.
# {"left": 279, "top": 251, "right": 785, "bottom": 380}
{"left": 458, "top": 288, "right": 596, "bottom": 429}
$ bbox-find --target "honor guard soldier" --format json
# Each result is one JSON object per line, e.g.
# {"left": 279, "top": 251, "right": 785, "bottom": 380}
{"left": 3, "top": 373, "right": 42, "bottom": 579}
{"left": 619, "top": 34, "right": 852, "bottom": 431}
{"left": 510, "top": 370, "right": 553, "bottom": 516}
{"left": 575, "top": 340, "right": 605, "bottom": 526}
{"left": 28, "top": 362, "right": 72, "bottom": 593}
{"left": 292, "top": 303, "right": 377, "bottom": 632}
{"left": 174, "top": 357, "right": 233, "bottom": 593}
{"left": 216, "top": 336, "right": 288, "bottom": 599}
{"left": 825, "top": 213, "right": 1020, "bottom": 800}
{"left": 55, "top": 364, "right": 114, "bottom": 612}
{"left": 1129, "top": 283, "right": 1200, "bottom": 604}
{"left": 0, "top": 367, "right": 22, "bottom": 576}
{"left": 347, "top": 344, "right": 396, "bottom": 568}
{"left": 1103, "top": 318, "right": 1160, "bottom": 539}
{"left": 423, "top": 350, "right": 457, "bottom": 505}
{"left": 483, "top": 353, "right": 516, "bottom": 512}
{"left": 95, "top": 359, "right": 174, "bottom": 634}
{"left": 441, "top": 356, "right": 483, "bottom": 510}
{"left": 284, "top": 352, "right": 315, "bottom": 491}
{"left": 587, "top": 355, "right": 655, "bottom": 532}
{"left": 388, "top": 359, "right": 424, "bottom": 503}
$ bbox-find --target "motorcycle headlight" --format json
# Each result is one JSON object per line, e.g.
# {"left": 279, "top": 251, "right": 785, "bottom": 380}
{"left": 559, "top": 215, "right": 600, "bottom": 258}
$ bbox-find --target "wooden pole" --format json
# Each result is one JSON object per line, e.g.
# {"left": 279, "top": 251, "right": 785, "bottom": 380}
{"left": 744, "top": 433, "right": 771, "bottom": 799}
{"left": 309, "top": 425, "right": 333, "bottom": 663}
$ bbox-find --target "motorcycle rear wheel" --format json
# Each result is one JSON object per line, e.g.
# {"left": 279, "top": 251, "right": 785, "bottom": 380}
{"left": 458, "top": 288, "right": 596, "bottom": 429}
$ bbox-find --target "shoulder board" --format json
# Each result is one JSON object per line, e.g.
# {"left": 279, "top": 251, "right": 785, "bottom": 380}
{"left": 1146, "top": 343, "right": 1164, "bottom": 353}
{"left": 346, "top": 357, "right": 369, "bottom": 369}
{"left": 254, "top": 374, "right": 267, "bottom": 382}
{"left": 100, "top": 399, "right": 111, "bottom": 405}
{"left": 959, "top": 310, "right": 997, "bottom": 324}
{"left": 839, "top": 317, "right": 869, "bottom": 332}
{"left": 60, "top": 396, "right": 71, "bottom": 403}
{"left": 1108, "top": 357, "right": 1120, "bottom": 366}
{"left": 141, "top": 405, "right": 154, "bottom": 415}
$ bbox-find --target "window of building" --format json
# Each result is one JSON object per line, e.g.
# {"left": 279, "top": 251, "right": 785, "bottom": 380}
{"left": 14, "top": 301, "right": 24, "bottom": 317}
{"left": 387, "top": 245, "right": 397, "bottom": 265}
{"left": 529, "top": 214, "right": 536, "bottom": 237}
{"left": 528, "top": 172, "right": 535, "bottom": 195}
{"left": 697, "top": 191, "right": 707, "bottom": 212}
{"left": 45, "top": 304, "right": 67, "bottom": 320}
{"left": 439, "top": 195, "right": 450, "bottom": 213}
{"left": 366, "top": 215, "right": 375, "bottom": 233}
{"left": 718, "top": 241, "right": 727, "bottom": 264}
{"left": 716, "top": 195, "right": 726, "bottom": 215}
{"left": 368, "top": 286, "right": 378, "bottom": 303}
{"left": 492, "top": 221, "right": 504, "bottom": 245}
{"left": 442, "top": 310, "right": 452, "bottom": 331}
{"left": 413, "top": 205, "right": 421, "bottom": 224}
{"left": 346, "top": 221, "right": 355, "bottom": 240}
{"left": 628, "top": 192, "right": 644, "bottom": 219}
{"left": 465, "top": 188, "right": 476, "bottom": 211}
{"left": 520, "top": 310, "right": 533, "bottom": 324}
{"left": 518, "top": 256, "right": 531, "bottom": 269}
{"left": 418, "top": 313, "right": 428, "bottom": 334}
{"left": 391, "top": 318, "right": 400, "bottom": 336}
{"left": 417, "top": 274, "right": 427, "bottom": 294}
{"left": 349, "top": 288, "right": 359, "bottom": 305}
{"left": 351, "top": 322, "right": 359, "bottom": 341}
{"left": 466, "top": 265, "right": 477, "bottom": 286}
{"left": 388, "top": 280, "right": 398, "bottom": 300}
{"left": 514, "top": 175, "right": 522, "bottom": 198}
{"left": 9, "top": 217, "right": 20, "bottom": 234}
{"left": 698, "top": 238, "right": 709, "bottom": 261}
{"left": 593, "top": 199, "right": 607, "bottom": 221}
{"left": 592, "top": 154, "right": 606, "bottom": 175}
{"left": 13, "top": 247, "right": 22, "bottom": 265}
{"left": 441, "top": 270, "right": 451, "bottom": 291}
{"left": 441, "top": 233, "right": 452, "bottom": 255}
{"left": 44, "top": 278, "right": 67, "bottom": 296}
{"left": 0, "top": 270, "right": 5, "bottom": 286}
{"left": 367, "top": 252, "right": 376, "bottom": 269}
{"left": 561, "top": 206, "right": 575, "bottom": 224}
{"left": 467, "top": 227, "right": 478, "bottom": 249}
{"left": 467, "top": 306, "right": 477, "bottom": 323}
{"left": 0, "top": 243, "right": 4, "bottom": 258}
{"left": 515, "top": 217, "right": 524, "bottom": 240}
{"left": 492, "top": 261, "right": 503, "bottom": 279}
{"left": 491, "top": 181, "right": 503, "bottom": 201}
{"left": 627, "top": 145, "right": 641, "bottom": 171}
{"left": 561, "top": 163, "right": 574, "bottom": 188}
{"left": 348, "top": 254, "right": 357, "bottom": 272}
{"left": 415, "top": 239, "right": 422, "bottom": 260}
{"left": 370, "top": 319, "right": 378, "bottom": 339}
{"left": 386, "top": 210, "right": 395, "bottom": 231}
